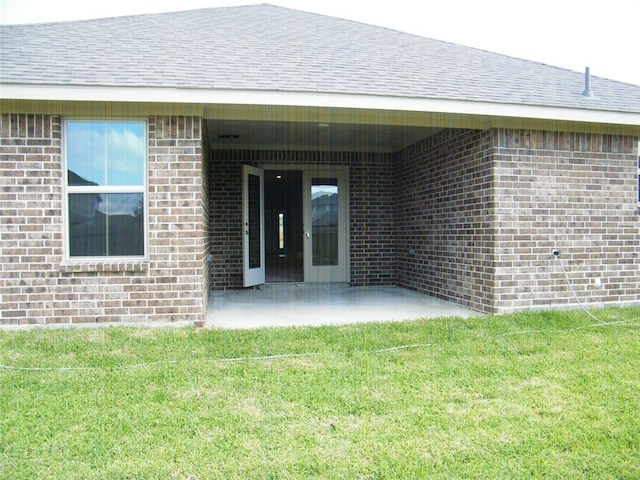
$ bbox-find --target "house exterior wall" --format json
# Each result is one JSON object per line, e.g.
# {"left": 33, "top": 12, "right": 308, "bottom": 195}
{"left": 393, "top": 127, "right": 640, "bottom": 314}
{"left": 3, "top": 114, "right": 638, "bottom": 325}
{"left": 208, "top": 150, "right": 393, "bottom": 289}
{"left": 0, "top": 114, "right": 209, "bottom": 325}
{"left": 393, "top": 129, "right": 497, "bottom": 313}
{"left": 493, "top": 129, "right": 640, "bottom": 312}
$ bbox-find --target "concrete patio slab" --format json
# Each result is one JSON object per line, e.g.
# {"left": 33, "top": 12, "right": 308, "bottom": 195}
{"left": 206, "top": 284, "right": 481, "bottom": 329}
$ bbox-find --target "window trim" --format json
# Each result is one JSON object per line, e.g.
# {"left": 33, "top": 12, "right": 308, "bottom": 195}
{"left": 62, "top": 118, "right": 149, "bottom": 262}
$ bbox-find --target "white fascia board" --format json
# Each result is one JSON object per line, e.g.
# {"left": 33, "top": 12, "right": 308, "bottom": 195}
{"left": 2, "top": 83, "right": 639, "bottom": 126}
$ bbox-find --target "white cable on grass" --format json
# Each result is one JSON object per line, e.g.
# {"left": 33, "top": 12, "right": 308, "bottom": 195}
{"left": 214, "top": 352, "right": 325, "bottom": 363}
{"left": 2, "top": 319, "right": 638, "bottom": 372}
{"left": 373, "top": 342, "right": 438, "bottom": 353}
{"left": 2, "top": 264, "right": 638, "bottom": 374}
{"left": 0, "top": 360, "right": 178, "bottom": 372}
{"left": 556, "top": 256, "right": 607, "bottom": 324}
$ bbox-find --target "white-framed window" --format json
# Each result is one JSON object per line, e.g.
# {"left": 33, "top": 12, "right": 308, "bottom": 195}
{"left": 64, "top": 120, "right": 147, "bottom": 259}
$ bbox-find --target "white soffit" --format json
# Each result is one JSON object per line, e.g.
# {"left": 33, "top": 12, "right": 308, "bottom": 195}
{"left": 2, "top": 84, "right": 640, "bottom": 127}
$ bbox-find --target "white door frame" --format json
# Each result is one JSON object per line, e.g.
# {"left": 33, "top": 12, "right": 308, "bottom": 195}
{"left": 242, "top": 165, "right": 265, "bottom": 287}
{"left": 302, "top": 167, "right": 349, "bottom": 283}
{"left": 258, "top": 164, "right": 349, "bottom": 284}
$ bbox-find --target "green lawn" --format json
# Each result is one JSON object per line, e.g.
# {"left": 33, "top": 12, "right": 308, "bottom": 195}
{"left": 1, "top": 308, "right": 639, "bottom": 479}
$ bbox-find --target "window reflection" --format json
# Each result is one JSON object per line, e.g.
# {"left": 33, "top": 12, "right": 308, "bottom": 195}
{"left": 65, "top": 120, "right": 146, "bottom": 258}
{"left": 311, "top": 179, "right": 338, "bottom": 266}
{"left": 278, "top": 212, "right": 285, "bottom": 250}
{"left": 69, "top": 193, "right": 144, "bottom": 257}
{"left": 66, "top": 122, "right": 145, "bottom": 187}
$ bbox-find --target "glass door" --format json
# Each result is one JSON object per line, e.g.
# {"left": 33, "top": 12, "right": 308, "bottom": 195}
{"left": 303, "top": 168, "right": 348, "bottom": 283}
{"left": 242, "top": 165, "right": 265, "bottom": 287}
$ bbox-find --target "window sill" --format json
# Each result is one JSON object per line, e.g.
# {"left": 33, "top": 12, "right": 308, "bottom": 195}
{"left": 60, "top": 260, "right": 149, "bottom": 274}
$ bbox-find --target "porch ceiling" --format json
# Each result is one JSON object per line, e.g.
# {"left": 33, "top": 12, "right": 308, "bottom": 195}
{"left": 207, "top": 119, "right": 440, "bottom": 153}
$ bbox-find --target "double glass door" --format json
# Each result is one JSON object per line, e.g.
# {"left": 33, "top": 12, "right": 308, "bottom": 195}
{"left": 242, "top": 165, "right": 348, "bottom": 286}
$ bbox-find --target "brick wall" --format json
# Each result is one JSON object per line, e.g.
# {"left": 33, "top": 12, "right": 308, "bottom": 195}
{"left": 0, "top": 114, "right": 208, "bottom": 325}
{"left": 1, "top": 115, "right": 63, "bottom": 323}
{"left": 393, "top": 129, "right": 496, "bottom": 313}
{"left": 201, "top": 124, "right": 211, "bottom": 321}
{"left": 3, "top": 115, "right": 637, "bottom": 324}
{"left": 493, "top": 129, "right": 640, "bottom": 311}
{"left": 146, "top": 116, "right": 208, "bottom": 323}
{"left": 393, "top": 128, "right": 640, "bottom": 314}
{"left": 208, "top": 149, "right": 393, "bottom": 288}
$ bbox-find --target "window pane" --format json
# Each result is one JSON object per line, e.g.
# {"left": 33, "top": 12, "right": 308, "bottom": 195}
{"left": 278, "top": 212, "right": 285, "bottom": 250}
{"left": 248, "top": 173, "right": 261, "bottom": 269}
{"left": 67, "top": 121, "right": 145, "bottom": 187}
{"left": 68, "top": 193, "right": 106, "bottom": 256}
{"left": 311, "top": 178, "right": 338, "bottom": 266}
{"left": 69, "top": 193, "right": 144, "bottom": 257}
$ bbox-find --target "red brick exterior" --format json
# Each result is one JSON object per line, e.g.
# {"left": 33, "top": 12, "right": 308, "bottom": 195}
{"left": 1, "top": 114, "right": 209, "bottom": 325}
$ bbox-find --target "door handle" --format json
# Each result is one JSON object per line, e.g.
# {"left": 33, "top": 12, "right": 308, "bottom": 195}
{"left": 305, "top": 232, "right": 311, "bottom": 238}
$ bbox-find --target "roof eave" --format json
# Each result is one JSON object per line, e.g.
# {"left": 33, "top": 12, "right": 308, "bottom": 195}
{"left": 2, "top": 83, "right": 640, "bottom": 130}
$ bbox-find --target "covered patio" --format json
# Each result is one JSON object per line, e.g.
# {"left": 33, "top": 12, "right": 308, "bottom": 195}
{"left": 206, "top": 284, "right": 480, "bottom": 329}
{"left": 206, "top": 121, "right": 498, "bottom": 318}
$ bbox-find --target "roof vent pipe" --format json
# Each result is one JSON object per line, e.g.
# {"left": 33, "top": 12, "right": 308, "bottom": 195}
{"left": 582, "top": 67, "right": 595, "bottom": 97}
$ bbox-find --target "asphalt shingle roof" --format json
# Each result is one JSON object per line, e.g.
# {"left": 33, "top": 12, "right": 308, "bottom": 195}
{"left": 1, "top": 4, "right": 639, "bottom": 113}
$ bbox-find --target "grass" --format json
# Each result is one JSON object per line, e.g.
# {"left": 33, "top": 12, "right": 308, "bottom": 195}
{"left": 1, "top": 308, "right": 639, "bottom": 479}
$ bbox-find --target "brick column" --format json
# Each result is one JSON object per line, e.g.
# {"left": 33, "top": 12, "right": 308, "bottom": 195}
{"left": 147, "top": 116, "right": 208, "bottom": 324}
{"left": 1, "top": 114, "right": 63, "bottom": 324}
